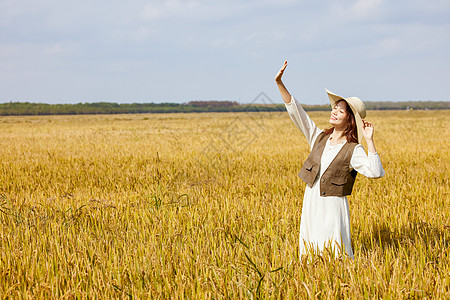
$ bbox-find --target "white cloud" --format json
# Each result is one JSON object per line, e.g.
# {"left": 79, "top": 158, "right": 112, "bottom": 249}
{"left": 141, "top": 0, "right": 200, "bottom": 20}
{"left": 364, "top": 22, "right": 449, "bottom": 59}
{"left": 349, "top": 0, "right": 383, "bottom": 18}
{"left": 210, "top": 36, "right": 238, "bottom": 48}
{"left": 368, "top": 37, "right": 401, "bottom": 58}
{"left": 43, "top": 42, "right": 76, "bottom": 55}
{"left": 0, "top": 0, "right": 449, "bottom": 102}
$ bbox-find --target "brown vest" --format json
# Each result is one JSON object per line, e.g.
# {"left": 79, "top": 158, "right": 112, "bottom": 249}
{"left": 298, "top": 132, "right": 358, "bottom": 197}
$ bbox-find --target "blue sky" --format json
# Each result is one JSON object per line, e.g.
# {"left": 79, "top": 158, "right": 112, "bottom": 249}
{"left": 1, "top": 0, "right": 449, "bottom": 104}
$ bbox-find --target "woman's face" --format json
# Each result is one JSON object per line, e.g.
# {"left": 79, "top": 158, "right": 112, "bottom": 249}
{"left": 329, "top": 100, "right": 348, "bottom": 129}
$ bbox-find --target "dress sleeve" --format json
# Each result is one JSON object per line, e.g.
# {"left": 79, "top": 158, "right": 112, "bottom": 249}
{"left": 350, "top": 145, "right": 385, "bottom": 178}
{"left": 284, "top": 96, "right": 322, "bottom": 148}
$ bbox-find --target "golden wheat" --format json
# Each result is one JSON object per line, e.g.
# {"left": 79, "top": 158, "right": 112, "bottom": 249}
{"left": 0, "top": 110, "right": 449, "bottom": 298}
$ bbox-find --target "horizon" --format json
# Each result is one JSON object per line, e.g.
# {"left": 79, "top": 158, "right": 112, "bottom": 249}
{"left": 1, "top": 99, "right": 449, "bottom": 106}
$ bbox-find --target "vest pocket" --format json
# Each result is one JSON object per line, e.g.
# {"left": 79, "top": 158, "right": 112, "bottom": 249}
{"left": 303, "top": 159, "right": 314, "bottom": 171}
{"left": 330, "top": 177, "right": 347, "bottom": 186}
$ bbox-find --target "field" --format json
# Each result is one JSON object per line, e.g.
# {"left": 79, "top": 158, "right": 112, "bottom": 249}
{"left": 0, "top": 109, "right": 449, "bottom": 298}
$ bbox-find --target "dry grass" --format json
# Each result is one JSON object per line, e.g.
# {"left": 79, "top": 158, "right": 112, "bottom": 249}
{"left": 0, "top": 110, "right": 449, "bottom": 298}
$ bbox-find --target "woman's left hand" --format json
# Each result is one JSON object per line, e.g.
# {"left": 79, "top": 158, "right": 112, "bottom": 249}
{"left": 362, "top": 120, "right": 374, "bottom": 141}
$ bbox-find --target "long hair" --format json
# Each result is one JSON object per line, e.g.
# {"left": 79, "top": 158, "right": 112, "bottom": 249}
{"left": 324, "top": 100, "right": 358, "bottom": 143}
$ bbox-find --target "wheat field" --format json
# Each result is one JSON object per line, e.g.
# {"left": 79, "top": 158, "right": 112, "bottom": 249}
{"left": 0, "top": 109, "right": 449, "bottom": 298}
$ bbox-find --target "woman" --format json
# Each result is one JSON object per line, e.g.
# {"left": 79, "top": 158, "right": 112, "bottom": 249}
{"left": 275, "top": 61, "right": 385, "bottom": 258}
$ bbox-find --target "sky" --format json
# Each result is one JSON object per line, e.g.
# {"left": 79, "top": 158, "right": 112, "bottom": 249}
{"left": 1, "top": 0, "right": 449, "bottom": 104}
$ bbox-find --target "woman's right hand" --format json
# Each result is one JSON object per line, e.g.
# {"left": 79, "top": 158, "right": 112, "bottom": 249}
{"left": 275, "top": 60, "right": 288, "bottom": 83}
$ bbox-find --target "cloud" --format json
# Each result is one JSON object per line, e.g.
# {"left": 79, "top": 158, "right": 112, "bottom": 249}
{"left": 363, "top": 22, "right": 450, "bottom": 59}
{"left": 0, "top": 0, "right": 449, "bottom": 102}
{"left": 141, "top": 0, "right": 200, "bottom": 20}
{"left": 349, "top": 0, "right": 383, "bottom": 18}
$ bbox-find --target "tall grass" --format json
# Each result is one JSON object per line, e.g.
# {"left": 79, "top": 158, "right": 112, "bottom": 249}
{"left": 0, "top": 110, "right": 449, "bottom": 298}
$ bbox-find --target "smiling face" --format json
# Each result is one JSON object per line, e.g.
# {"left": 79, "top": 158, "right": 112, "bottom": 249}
{"left": 329, "top": 100, "right": 349, "bottom": 129}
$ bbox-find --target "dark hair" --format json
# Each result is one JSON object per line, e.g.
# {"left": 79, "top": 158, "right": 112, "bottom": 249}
{"left": 324, "top": 100, "right": 358, "bottom": 143}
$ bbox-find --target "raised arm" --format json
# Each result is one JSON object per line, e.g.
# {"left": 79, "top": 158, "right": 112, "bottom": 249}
{"left": 275, "top": 61, "right": 292, "bottom": 104}
{"left": 275, "top": 61, "right": 321, "bottom": 147}
{"left": 350, "top": 145, "right": 385, "bottom": 178}
{"left": 351, "top": 121, "right": 385, "bottom": 178}
{"left": 362, "top": 120, "right": 377, "bottom": 153}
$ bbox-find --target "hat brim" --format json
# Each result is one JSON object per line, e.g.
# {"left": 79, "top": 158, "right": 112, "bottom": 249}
{"left": 325, "top": 89, "right": 364, "bottom": 144}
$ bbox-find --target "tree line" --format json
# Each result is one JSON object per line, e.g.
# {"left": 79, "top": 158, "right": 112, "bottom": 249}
{"left": 0, "top": 100, "right": 448, "bottom": 116}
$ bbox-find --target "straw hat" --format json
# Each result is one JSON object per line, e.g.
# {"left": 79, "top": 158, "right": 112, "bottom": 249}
{"left": 325, "top": 89, "right": 366, "bottom": 144}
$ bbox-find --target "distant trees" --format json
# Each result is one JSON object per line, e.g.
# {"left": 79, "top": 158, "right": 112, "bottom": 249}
{"left": 364, "top": 101, "right": 450, "bottom": 110}
{"left": 187, "top": 100, "right": 239, "bottom": 107}
{"left": 0, "top": 100, "right": 448, "bottom": 116}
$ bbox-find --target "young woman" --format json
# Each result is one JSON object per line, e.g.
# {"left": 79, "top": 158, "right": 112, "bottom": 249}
{"left": 275, "top": 61, "right": 385, "bottom": 258}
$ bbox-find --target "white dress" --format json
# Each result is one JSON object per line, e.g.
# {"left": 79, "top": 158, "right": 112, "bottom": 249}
{"left": 285, "top": 96, "right": 385, "bottom": 258}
